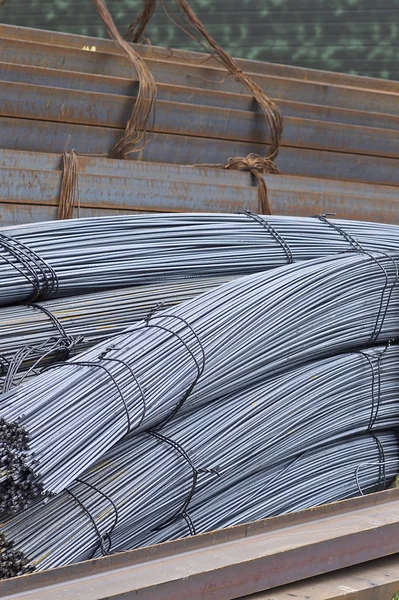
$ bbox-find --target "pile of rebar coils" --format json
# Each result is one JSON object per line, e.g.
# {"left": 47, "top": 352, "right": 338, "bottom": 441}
{"left": 1, "top": 212, "right": 399, "bottom": 579}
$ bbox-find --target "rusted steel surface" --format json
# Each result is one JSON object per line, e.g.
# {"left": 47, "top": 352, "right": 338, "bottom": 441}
{"left": 1, "top": 155, "right": 399, "bottom": 224}
{"left": 0, "top": 166, "right": 258, "bottom": 214}
{"left": 1, "top": 23, "right": 398, "bottom": 94}
{"left": 2, "top": 116, "right": 399, "bottom": 187}
{"left": 2, "top": 62, "right": 399, "bottom": 132}
{"left": 1, "top": 490, "right": 399, "bottom": 600}
{"left": 2, "top": 38, "right": 399, "bottom": 115}
{"left": 4, "top": 147, "right": 399, "bottom": 196}
{"left": 253, "top": 555, "right": 399, "bottom": 600}
{"left": 0, "top": 148, "right": 252, "bottom": 184}
{"left": 2, "top": 81, "right": 398, "bottom": 159}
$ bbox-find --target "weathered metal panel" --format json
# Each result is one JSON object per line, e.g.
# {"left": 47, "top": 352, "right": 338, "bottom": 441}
{"left": 1, "top": 23, "right": 398, "bottom": 94}
{"left": 0, "top": 166, "right": 258, "bottom": 214}
{"left": 1, "top": 490, "right": 399, "bottom": 600}
{"left": 0, "top": 148, "right": 252, "bottom": 185}
{"left": 3, "top": 148, "right": 399, "bottom": 197}
{"left": 257, "top": 555, "right": 399, "bottom": 600}
{"left": 2, "top": 116, "right": 399, "bottom": 187}
{"left": 1, "top": 161, "right": 399, "bottom": 224}
{"left": 1, "top": 62, "right": 399, "bottom": 132}
{"left": 2, "top": 38, "right": 399, "bottom": 115}
{"left": 2, "top": 81, "right": 398, "bottom": 159}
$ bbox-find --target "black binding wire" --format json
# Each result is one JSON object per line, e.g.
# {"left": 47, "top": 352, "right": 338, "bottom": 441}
{"left": 149, "top": 431, "right": 219, "bottom": 535}
{"left": 75, "top": 478, "right": 119, "bottom": 557}
{"left": 149, "top": 430, "right": 198, "bottom": 534}
{"left": 144, "top": 314, "right": 205, "bottom": 429}
{"left": 238, "top": 210, "right": 294, "bottom": 264}
{"left": 357, "top": 350, "right": 383, "bottom": 432}
{"left": 355, "top": 433, "right": 387, "bottom": 496}
{"left": 0, "top": 354, "right": 9, "bottom": 378}
{"left": 0, "top": 232, "right": 59, "bottom": 300}
{"left": 98, "top": 355, "right": 147, "bottom": 429}
{"left": 357, "top": 341, "right": 393, "bottom": 432}
{"left": 27, "top": 303, "right": 69, "bottom": 339}
{"left": 65, "top": 480, "right": 118, "bottom": 557}
{"left": 314, "top": 214, "right": 399, "bottom": 344}
{"left": 144, "top": 313, "right": 205, "bottom": 379}
{"left": 43, "top": 360, "right": 134, "bottom": 435}
{"left": 2, "top": 336, "right": 82, "bottom": 393}
{"left": 181, "top": 512, "right": 196, "bottom": 536}
{"left": 103, "top": 313, "right": 205, "bottom": 431}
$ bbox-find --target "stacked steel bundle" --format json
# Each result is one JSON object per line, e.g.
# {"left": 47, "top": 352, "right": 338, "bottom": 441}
{"left": 0, "top": 23, "right": 398, "bottom": 183}
{"left": 1, "top": 344, "right": 398, "bottom": 577}
{"left": 0, "top": 21, "right": 399, "bottom": 225}
{"left": 2, "top": 213, "right": 399, "bottom": 306}
{"left": 1, "top": 213, "right": 399, "bottom": 387}
{"left": 0, "top": 249, "right": 398, "bottom": 514}
{"left": 0, "top": 277, "right": 225, "bottom": 392}
{"left": 0, "top": 0, "right": 399, "bottom": 586}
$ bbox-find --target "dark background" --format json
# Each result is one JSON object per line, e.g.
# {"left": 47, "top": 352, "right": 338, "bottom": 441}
{"left": 1, "top": 0, "right": 399, "bottom": 80}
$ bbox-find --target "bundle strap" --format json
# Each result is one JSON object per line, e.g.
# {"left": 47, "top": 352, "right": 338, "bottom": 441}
{"left": 226, "top": 154, "right": 280, "bottom": 215}
{"left": 57, "top": 151, "right": 80, "bottom": 220}
{"left": 92, "top": 0, "right": 157, "bottom": 159}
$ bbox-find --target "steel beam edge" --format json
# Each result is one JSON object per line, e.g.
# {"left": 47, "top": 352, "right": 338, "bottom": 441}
{"left": 1, "top": 489, "right": 399, "bottom": 600}
{"left": 251, "top": 554, "right": 399, "bottom": 600}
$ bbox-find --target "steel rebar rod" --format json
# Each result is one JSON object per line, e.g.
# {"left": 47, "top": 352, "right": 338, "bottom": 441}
{"left": 0, "top": 250, "right": 398, "bottom": 514}
{"left": 2, "top": 213, "right": 399, "bottom": 306}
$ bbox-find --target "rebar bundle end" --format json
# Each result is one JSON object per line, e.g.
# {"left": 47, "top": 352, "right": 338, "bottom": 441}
{"left": 0, "top": 418, "right": 29, "bottom": 450}
{"left": 0, "top": 532, "right": 34, "bottom": 580}
{"left": 0, "top": 421, "right": 42, "bottom": 515}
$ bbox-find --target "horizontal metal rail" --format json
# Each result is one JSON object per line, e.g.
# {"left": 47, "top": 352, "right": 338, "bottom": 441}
{"left": 1, "top": 80, "right": 398, "bottom": 159}
{"left": 261, "top": 554, "right": 399, "bottom": 600}
{"left": 2, "top": 116, "right": 399, "bottom": 187}
{"left": 1, "top": 489, "right": 399, "bottom": 600}
{"left": 1, "top": 38, "right": 399, "bottom": 116}
{"left": 1, "top": 159, "right": 399, "bottom": 224}
{"left": 1, "top": 23, "right": 398, "bottom": 94}
{"left": 1, "top": 62, "right": 398, "bottom": 132}
{"left": 0, "top": 166, "right": 257, "bottom": 213}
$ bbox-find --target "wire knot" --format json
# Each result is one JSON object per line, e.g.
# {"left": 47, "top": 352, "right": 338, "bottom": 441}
{"left": 225, "top": 153, "right": 280, "bottom": 214}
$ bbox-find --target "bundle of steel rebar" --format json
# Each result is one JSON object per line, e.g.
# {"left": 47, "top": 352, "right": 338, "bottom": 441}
{"left": 0, "top": 277, "right": 226, "bottom": 392}
{"left": 0, "top": 251, "right": 398, "bottom": 514}
{"left": 1, "top": 342, "right": 397, "bottom": 578}
{"left": 2, "top": 213, "right": 399, "bottom": 306}
{"left": 138, "top": 431, "right": 399, "bottom": 549}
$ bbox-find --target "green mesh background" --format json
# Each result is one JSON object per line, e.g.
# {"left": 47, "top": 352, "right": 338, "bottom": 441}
{"left": 1, "top": 0, "right": 399, "bottom": 80}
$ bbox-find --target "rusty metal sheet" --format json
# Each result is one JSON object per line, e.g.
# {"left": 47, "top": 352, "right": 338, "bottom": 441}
{"left": 1, "top": 80, "right": 399, "bottom": 159}
{"left": 1, "top": 158, "right": 399, "bottom": 225}
{"left": 0, "top": 148, "right": 252, "bottom": 185}
{"left": 2, "top": 116, "right": 399, "bottom": 187}
{"left": 1, "top": 62, "right": 399, "bottom": 132}
{"left": 1, "top": 490, "right": 399, "bottom": 600}
{"left": 0, "top": 166, "right": 258, "bottom": 214}
{"left": 2, "top": 38, "right": 399, "bottom": 116}
{"left": 252, "top": 555, "right": 399, "bottom": 600}
{"left": 4, "top": 147, "right": 399, "bottom": 196}
{"left": 1, "top": 23, "right": 398, "bottom": 94}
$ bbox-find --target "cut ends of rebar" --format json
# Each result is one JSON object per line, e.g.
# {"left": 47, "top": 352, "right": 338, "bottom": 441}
{"left": 0, "top": 420, "right": 42, "bottom": 515}
{"left": 0, "top": 532, "right": 35, "bottom": 580}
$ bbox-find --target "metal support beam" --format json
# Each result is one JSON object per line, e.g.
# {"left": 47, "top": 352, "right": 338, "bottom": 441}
{"left": 1, "top": 489, "right": 399, "bottom": 600}
{"left": 1, "top": 23, "right": 399, "bottom": 94}
{"left": 253, "top": 554, "right": 399, "bottom": 600}
{"left": 2, "top": 116, "right": 399, "bottom": 187}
